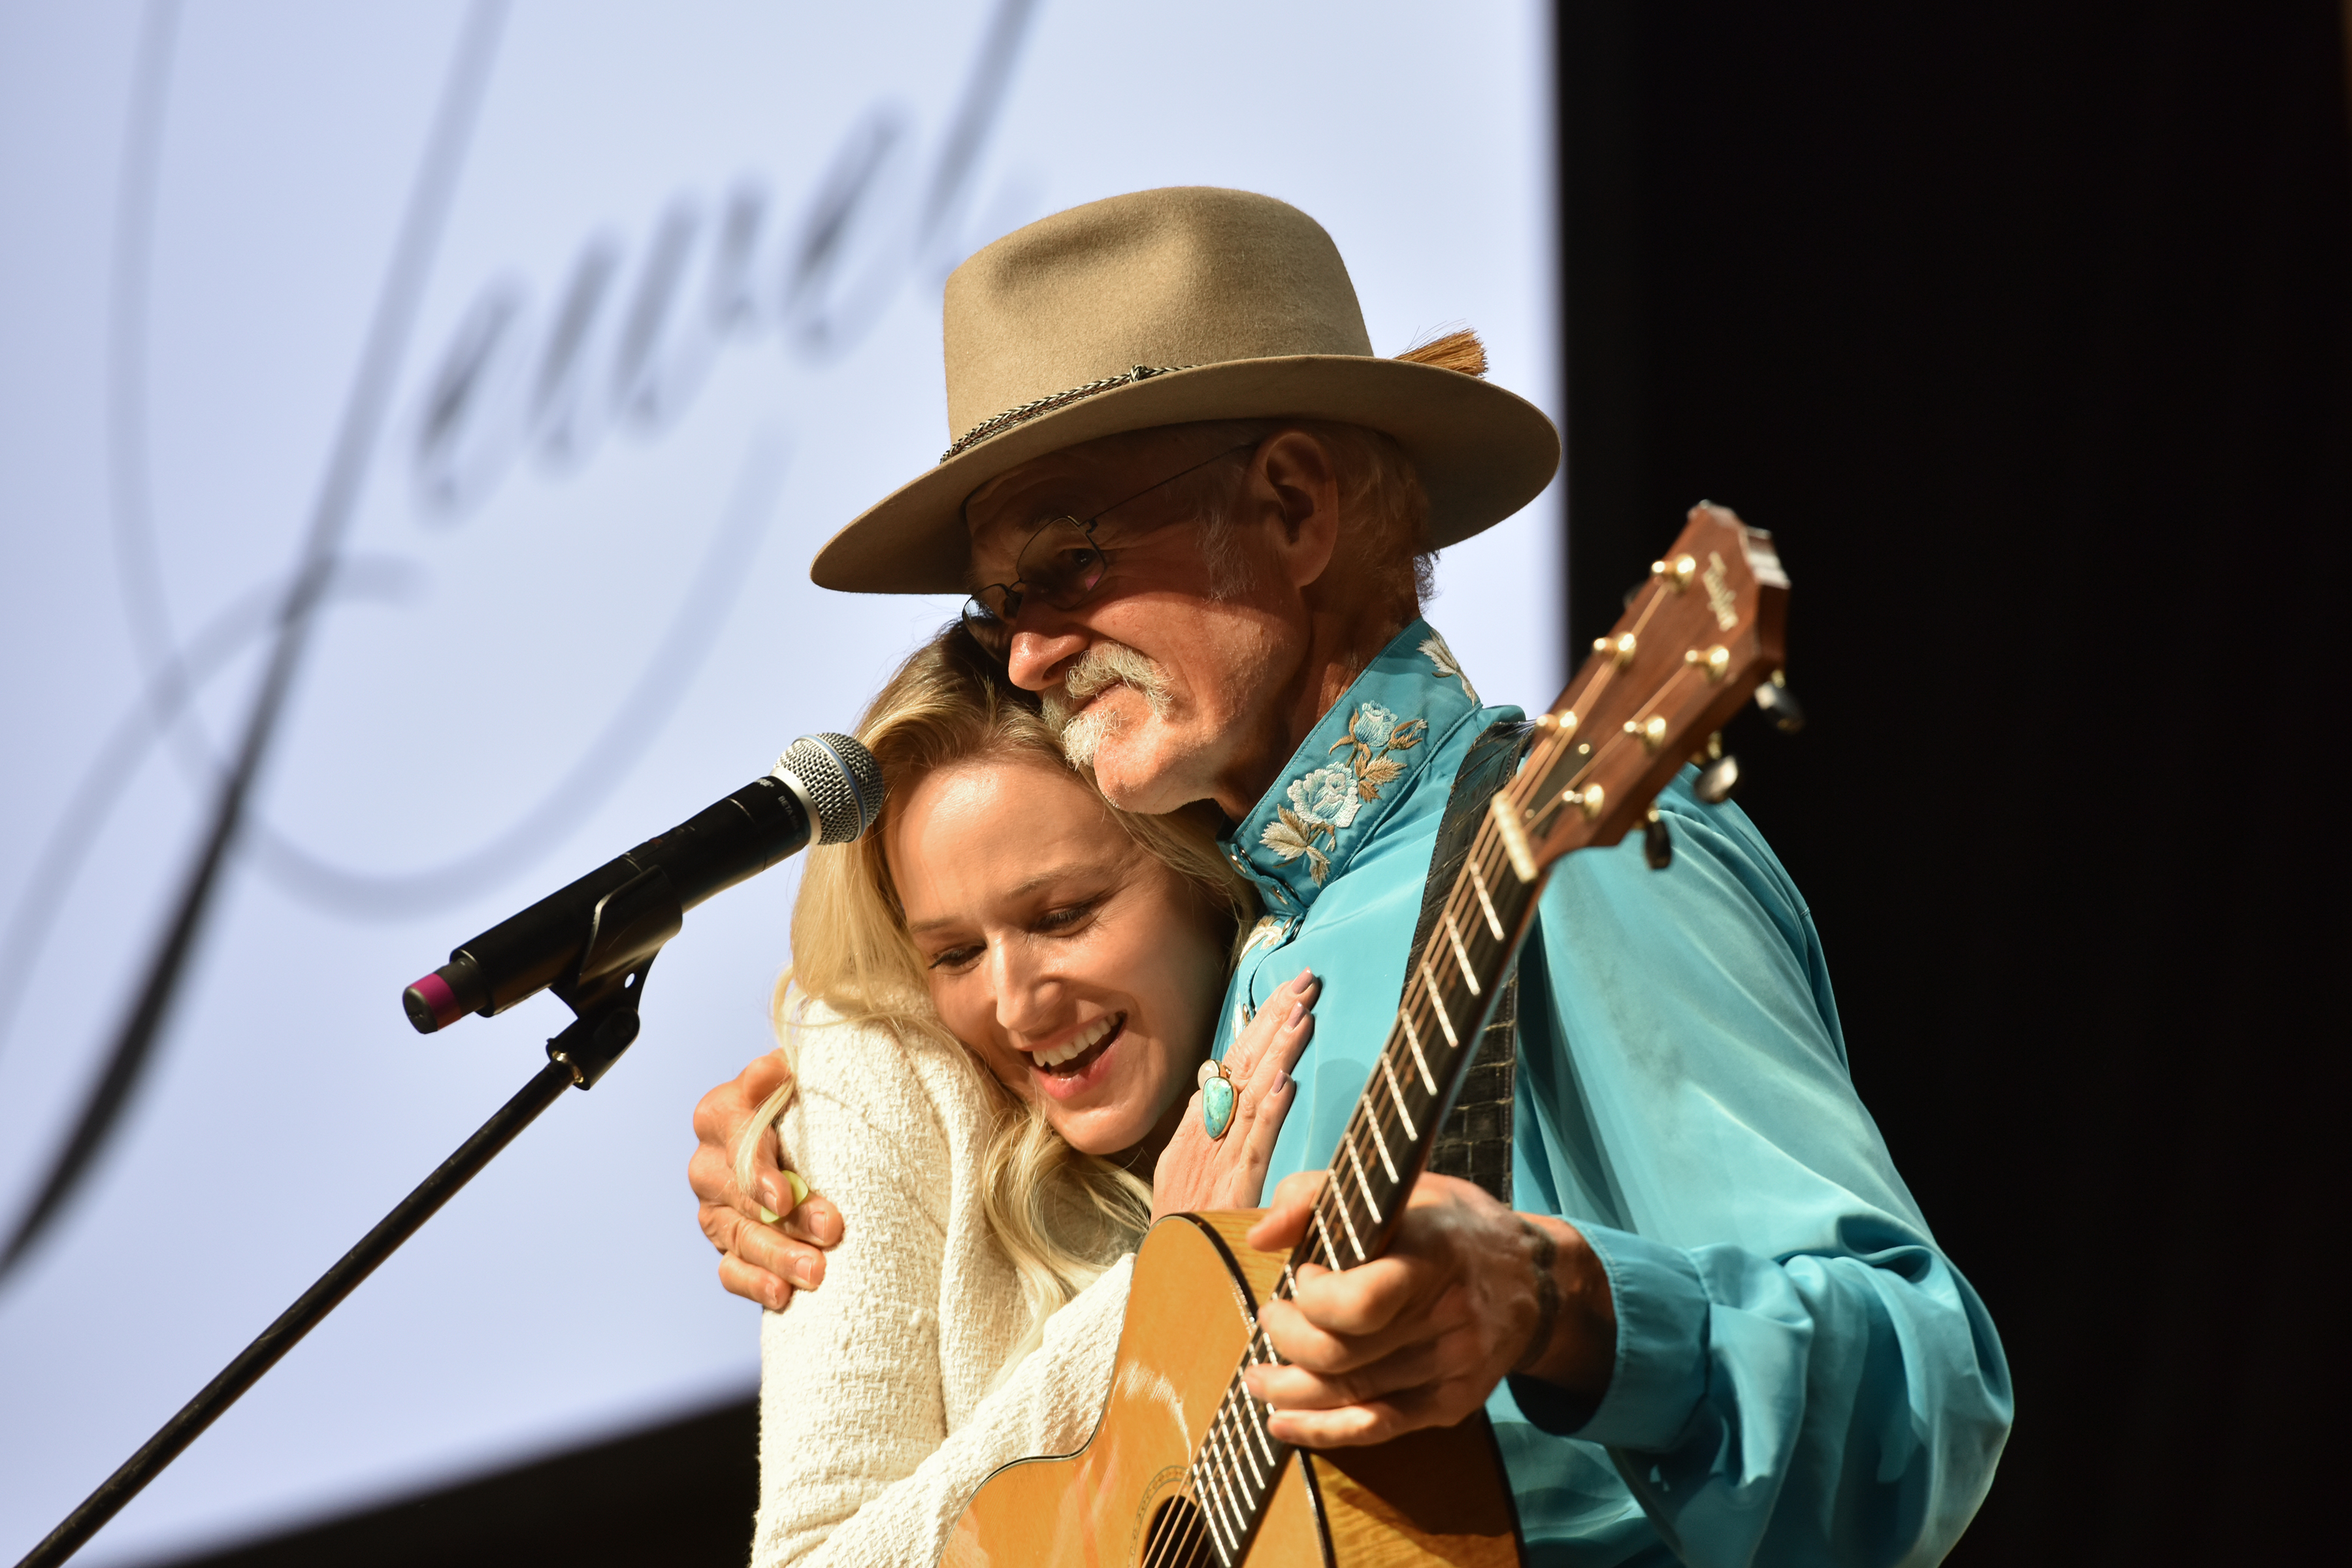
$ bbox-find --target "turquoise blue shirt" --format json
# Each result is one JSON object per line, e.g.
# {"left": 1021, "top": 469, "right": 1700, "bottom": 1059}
{"left": 1211, "top": 621, "right": 2012, "bottom": 1567}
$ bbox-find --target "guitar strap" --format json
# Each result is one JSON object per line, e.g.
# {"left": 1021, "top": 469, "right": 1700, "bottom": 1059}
{"left": 1415, "top": 718, "right": 1534, "bottom": 1205}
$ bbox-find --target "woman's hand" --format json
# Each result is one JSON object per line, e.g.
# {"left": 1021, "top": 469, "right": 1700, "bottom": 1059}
{"left": 689, "top": 1052, "right": 843, "bottom": 1311}
{"left": 1152, "top": 972, "right": 1318, "bottom": 1220}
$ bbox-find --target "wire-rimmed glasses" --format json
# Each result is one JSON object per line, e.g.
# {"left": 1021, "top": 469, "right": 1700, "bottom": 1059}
{"left": 958, "top": 443, "right": 1253, "bottom": 659}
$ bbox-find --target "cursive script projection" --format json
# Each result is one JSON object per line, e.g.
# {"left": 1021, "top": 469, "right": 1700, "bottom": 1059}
{"left": 415, "top": 0, "right": 1039, "bottom": 519}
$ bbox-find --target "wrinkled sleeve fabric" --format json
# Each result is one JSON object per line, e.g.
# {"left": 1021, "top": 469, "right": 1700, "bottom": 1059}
{"left": 1505, "top": 776, "right": 2012, "bottom": 1567}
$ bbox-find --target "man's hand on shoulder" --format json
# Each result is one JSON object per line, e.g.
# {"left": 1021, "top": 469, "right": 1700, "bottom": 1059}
{"left": 689, "top": 1052, "right": 844, "bottom": 1313}
{"left": 1243, "top": 1171, "right": 1616, "bottom": 1448}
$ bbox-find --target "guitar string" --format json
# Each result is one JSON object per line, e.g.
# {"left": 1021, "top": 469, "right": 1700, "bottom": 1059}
{"left": 1302, "top": 613, "right": 1612, "bottom": 1245}
{"left": 1296, "top": 857, "right": 1520, "bottom": 1272}
{"left": 1301, "top": 566, "right": 1726, "bottom": 1257}
{"left": 1299, "top": 817, "right": 1538, "bottom": 1266}
{"left": 1138, "top": 1486, "right": 1200, "bottom": 1568}
{"left": 1315, "top": 672, "right": 1671, "bottom": 1242}
{"left": 1191, "top": 1456, "right": 1236, "bottom": 1563}
{"left": 1526, "top": 649, "right": 1708, "bottom": 837}
{"left": 1168, "top": 1331, "right": 1290, "bottom": 1568}
{"left": 1298, "top": 674, "right": 1569, "bottom": 1254}
{"left": 1180, "top": 1336, "right": 1285, "bottom": 1567}
{"left": 1173, "top": 810, "right": 1583, "bottom": 1558}
{"left": 1294, "top": 689, "right": 1711, "bottom": 1293}
{"left": 1139, "top": 1475, "right": 1188, "bottom": 1568}
{"left": 1158, "top": 1311, "right": 1294, "bottom": 1568}
{"left": 1302, "top": 741, "right": 1585, "bottom": 1260}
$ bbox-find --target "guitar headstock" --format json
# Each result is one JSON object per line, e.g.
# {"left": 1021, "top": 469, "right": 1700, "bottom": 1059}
{"left": 1490, "top": 503, "right": 1791, "bottom": 879}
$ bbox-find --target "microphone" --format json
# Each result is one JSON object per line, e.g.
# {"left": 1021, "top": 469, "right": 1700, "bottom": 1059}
{"left": 402, "top": 733, "right": 883, "bottom": 1034}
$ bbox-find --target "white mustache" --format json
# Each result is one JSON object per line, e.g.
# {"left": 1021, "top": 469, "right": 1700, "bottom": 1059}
{"left": 1041, "top": 643, "right": 1172, "bottom": 767}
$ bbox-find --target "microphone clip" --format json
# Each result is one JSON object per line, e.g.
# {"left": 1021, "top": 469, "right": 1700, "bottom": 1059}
{"left": 544, "top": 865, "right": 683, "bottom": 1090}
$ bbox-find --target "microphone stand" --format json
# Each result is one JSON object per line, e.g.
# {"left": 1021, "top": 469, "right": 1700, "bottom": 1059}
{"left": 15, "top": 872, "right": 679, "bottom": 1568}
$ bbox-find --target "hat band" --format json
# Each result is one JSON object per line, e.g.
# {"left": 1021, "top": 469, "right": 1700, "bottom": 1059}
{"left": 939, "top": 362, "right": 1191, "bottom": 463}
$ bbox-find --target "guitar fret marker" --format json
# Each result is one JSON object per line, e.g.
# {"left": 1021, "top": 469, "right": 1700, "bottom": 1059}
{"left": 1201, "top": 1465, "right": 1241, "bottom": 1556}
{"left": 1380, "top": 1053, "right": 1419, "bottom": 1138}
{"left": 1345, "top": 1130, "right": 1385, "bottom": 1221}
{"left": 1208, "top": 1426, "right": 1237, "bottom": 1500}
{"left": 1442, "top": 911, "right": 1481, "bottom": 995}
{"left": 1222, "top": 1478, "right": 1252, "bottom": 1558}
{"left": 1331, "top": 1192, "right": 1368, "bottom": 1262}
{"left": 1468, "top": 858, "right": 1505, "bottom": 938}
{"left": 1399, "top": 1013, "right": 1437, "bottom": 1094}
{"left": 1211, "top": 1403, "right": 1245, "bottom": 1477}
{"left": 1425, "top": 981, "right": 1460, "bottom": 1048}
{"left": 1489, "top": 794, "right": 1539, "bottom": 881}
{"left": 1229, "top": 1403, "right": 1263, "bottom": 1483}
{"left": 1222, "top": 1413, "right": 1261, "bottom": 1486}
{"left": 1313, "top": 1208, "right": 1343, "bottom": 1270}
{"left": 1365, "top": 1109, "right": 1399, "bottom": 1182}
{"left": 1193, "top": 1470, "right": 1232, "bottom": 1560}
{"left": 1208, "top": 1492, "right": 1240, "bottom": 1563}
{"left": 1243, "top": 1391, "right": 1277, "bottom": 1467}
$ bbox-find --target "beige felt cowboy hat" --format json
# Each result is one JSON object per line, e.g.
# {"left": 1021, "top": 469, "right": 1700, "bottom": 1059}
{"left": 810, "top": 186, "right": 1561, "bottom": 595}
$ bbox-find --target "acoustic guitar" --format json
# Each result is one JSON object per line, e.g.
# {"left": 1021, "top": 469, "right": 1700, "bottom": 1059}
{"left": 943, "top": 504, "right": 1792, "bottom": 1567}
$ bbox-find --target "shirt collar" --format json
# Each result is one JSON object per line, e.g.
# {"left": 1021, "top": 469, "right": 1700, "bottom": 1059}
{"left": 1221, "top": 619, "right": 1485, "bottom": 916}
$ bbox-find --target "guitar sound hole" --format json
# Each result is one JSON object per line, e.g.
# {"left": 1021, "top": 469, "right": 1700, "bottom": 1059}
{"left": 1141, "top": 1494, "right": 1217, "bottom": 1567}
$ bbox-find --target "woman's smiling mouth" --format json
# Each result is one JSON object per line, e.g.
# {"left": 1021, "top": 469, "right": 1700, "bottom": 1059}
{"left": 1029, "top": 1013, "right": 1125, "bottom": 1080}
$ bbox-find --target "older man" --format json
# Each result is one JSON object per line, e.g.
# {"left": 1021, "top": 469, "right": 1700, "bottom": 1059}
{"left": 693, "top": 188, "right": 2010, "bottom": 1564}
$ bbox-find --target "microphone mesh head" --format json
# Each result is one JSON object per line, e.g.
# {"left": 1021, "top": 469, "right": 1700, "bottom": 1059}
{"left": 777, "top": 732, "right": 885, "bottom": 844}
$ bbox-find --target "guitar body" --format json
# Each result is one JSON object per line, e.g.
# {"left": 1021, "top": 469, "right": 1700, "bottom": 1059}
{"left": 942, "top": 1211, "right": 1524, "bottom": 1567}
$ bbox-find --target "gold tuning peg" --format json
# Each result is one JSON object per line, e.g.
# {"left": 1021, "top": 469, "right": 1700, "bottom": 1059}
{"left": 1642, "top": 806, "right": 1673, "bottom": 870}
{"left": 1694, "top": 752, "right": 1740, "bottom": 804}
{"left": 1754, "top": 670, "right": 1804, "bottom": 734}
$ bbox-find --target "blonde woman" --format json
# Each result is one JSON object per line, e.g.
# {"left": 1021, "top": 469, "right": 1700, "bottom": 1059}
{"left": 732, "top": 628, "right": 1315, "bottom": 1568}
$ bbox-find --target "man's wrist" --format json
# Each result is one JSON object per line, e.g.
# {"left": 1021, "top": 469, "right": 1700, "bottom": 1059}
{"left": 1511, "top": 1218, "right": 1561, "bottom": 1374}
{"left": 1512, "top": 1213, "right": 1616, "bottom": 1401}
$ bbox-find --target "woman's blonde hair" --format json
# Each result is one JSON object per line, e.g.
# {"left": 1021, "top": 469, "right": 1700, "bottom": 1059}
{"left": 736, "top": 627, "right": 1254, "bottom": 1342}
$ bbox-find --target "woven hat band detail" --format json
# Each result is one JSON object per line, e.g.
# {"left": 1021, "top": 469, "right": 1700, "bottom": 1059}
{"left": 940, "top": 363, "right": 1189, "bottom": 463}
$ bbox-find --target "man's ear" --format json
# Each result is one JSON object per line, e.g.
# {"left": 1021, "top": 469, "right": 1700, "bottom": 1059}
{"left": 1254, "top": 430, "right": 1341, "bottom": 589}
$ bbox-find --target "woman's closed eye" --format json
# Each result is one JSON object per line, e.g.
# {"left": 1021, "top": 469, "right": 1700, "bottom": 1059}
{"left": 1034, "top": 897, "right": 1105, "bottom": 935}
{"left": 921, "top": 890, "right": 1110, "bottom": 970}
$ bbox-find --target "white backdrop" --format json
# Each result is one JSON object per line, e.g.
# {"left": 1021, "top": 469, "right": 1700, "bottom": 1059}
{"left": 0, "top": 2, "right": 1558, "bottom": 1560}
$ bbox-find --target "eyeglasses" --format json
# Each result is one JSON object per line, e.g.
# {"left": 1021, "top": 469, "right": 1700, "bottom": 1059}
{"left": 959, "top": 443, "right": 1254, "bottom": 659}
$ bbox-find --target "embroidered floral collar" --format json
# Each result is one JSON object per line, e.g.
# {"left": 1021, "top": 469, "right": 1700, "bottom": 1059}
{"left": 1222, "top": 620, "right": 1485, "bottom": 915}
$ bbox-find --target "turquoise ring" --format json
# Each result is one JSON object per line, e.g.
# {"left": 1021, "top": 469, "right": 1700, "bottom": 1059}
{"left": 1197, "top": 1058, "right": 1237, "bottom": 1140}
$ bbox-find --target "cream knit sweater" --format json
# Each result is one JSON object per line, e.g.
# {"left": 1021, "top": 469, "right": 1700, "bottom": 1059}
{"left": 749, "top": 1013, "right": 1132, "bottom": 1567}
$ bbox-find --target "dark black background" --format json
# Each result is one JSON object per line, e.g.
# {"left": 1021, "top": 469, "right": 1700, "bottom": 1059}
{"left": 1561, "top": 3, "right": 2349, "bottom": 1561}
{"left": 168, "top": 5, "right": 2349, "bottom": 1563}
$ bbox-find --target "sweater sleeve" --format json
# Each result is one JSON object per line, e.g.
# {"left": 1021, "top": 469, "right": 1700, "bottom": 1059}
{"left": 749, "top": 1026, "right": 1130, "bottom": 1568}
{"left": 1506, "top": 773, "right": 2013, "bottom": 1567}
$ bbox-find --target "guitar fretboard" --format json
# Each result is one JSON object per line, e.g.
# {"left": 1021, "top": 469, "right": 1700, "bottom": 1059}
{"left": 1174, "top": 786, "right": 1552, "bottom": 1566}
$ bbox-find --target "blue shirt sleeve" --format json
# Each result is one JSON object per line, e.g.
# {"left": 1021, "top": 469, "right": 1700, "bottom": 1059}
{"left": 1505, "top": 776, "right": 2012, "bottom": 1567}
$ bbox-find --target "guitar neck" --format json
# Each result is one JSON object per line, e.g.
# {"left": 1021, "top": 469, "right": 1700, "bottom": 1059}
{"left": 1178, "top": 791, "right": 1548, "bottom": 1565}
{"left": 1303, "top": 832, "right": 1544, "bottom": 1273}
{"left": 1175, "top": 506, "right": 1791, "bottom": 1568}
